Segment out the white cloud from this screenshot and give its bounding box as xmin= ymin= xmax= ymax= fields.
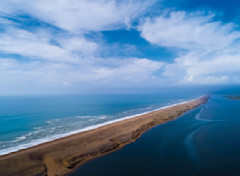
xmin=1 ymin=0 xmax=240 ymax=94
xmin=0 ymin=57 xmax=164 ymax=94
xmin=139 ymin=11 xmax=240 ymax=85
xmin=139 ymin=11 xmax=240 ymax=52
xmin=162 ymin=50 xmax=240 ymax=84
xmin=0 ymin=0 xmax=153 ymax=32
xmin=0 ymin=17 xmax=13 ymax=25
xmin=58 ymin=36 xmax=98 ymax=57
xmin=0 ymin=27 xmax=100 ymax=63
xmin=87 ymin=58 xmax=164 ymax=82
xmin=0 ymin=0 xmax=165 ymax=94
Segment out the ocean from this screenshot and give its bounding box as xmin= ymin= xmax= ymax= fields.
xmin=0 ymin=91 xmax=203 ymax=156
xmin=69 ymin=88 xmax=240 ymax=176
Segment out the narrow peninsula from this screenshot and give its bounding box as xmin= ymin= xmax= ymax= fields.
xmin=0 ymin=95 xmax=209 ymax=176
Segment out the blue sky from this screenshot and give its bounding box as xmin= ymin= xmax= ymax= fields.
xmin=0 ymin=0 xmax=240 ymax=95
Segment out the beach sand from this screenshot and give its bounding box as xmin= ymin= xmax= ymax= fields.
xmin=0 ymin=95 xmax=209 ymax=176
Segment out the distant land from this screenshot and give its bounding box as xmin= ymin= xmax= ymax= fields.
xmin=226 ymin=95 xmax=240 ymax=100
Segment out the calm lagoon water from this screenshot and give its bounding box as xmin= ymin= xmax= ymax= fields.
xmin=70 ymin=92 xmax=240 ymax=176
xmin=0 ymin=92 xmax=202 ymax=155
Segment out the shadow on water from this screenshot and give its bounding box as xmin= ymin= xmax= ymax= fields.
xmin=70 ymin=94 xmax=240 ymax=176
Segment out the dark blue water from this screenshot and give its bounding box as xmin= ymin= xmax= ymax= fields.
xmin=70 ymin=93 xmax=240 ymax=176
xmin=0 ymin=92 xmax=202 ymax=155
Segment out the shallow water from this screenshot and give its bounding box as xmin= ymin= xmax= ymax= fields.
xmin=70 ymin=94 xmax=240 ymax=176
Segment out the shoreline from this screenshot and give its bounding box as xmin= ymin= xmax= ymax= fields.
xmin=0 ymin=95 xmax=209 ymax=176
xmin=0 ymin=96 xmax=203 ymax=156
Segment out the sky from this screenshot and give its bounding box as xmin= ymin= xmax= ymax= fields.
xmin=0 ymin=0 xmax=240 ymax=95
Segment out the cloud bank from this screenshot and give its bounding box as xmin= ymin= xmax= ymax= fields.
xmin=0 ymin=0 xmax=152 ymax=32
xmin=0 ymin=0 xmax=240 ymax=94
xmin=139 ymin=11 xmax=240 ymax=84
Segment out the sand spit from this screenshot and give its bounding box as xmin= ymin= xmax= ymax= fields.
xmin=0 ymin=95 xmax=209 ymax=176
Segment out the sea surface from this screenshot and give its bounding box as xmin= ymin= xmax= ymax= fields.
xmin=0 ymin=91 xmax=203 ymax=156
xmin=70 ymin=88 xmax=240 ymax=176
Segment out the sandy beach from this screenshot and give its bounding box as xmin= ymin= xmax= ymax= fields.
xmin=0 ymin=95 xmax=209 ymax=176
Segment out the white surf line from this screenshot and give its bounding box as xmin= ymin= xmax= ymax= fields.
xmin=0 ymin=95 xmax=206 ymax=156
xmin=195 ymin=104 xmax=227 ymax=123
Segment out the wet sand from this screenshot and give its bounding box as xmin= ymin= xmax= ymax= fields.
xmin=0 ymin=96 xmax=209 ymax=176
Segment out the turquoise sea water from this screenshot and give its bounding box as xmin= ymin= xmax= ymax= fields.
xmin=70 ymin=89 xmax=240 ymax=176
xmin=0 ymin=92 xmax=203 ymax=156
